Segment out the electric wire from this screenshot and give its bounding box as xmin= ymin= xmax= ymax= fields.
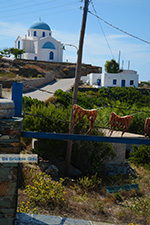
xmin=4 ymin=8 xmax=78 ymax=23
xmin=0 ymin=0 xmax=60 ymax=14
xmin=0 ymin=1 xmax=78 ymax=19
xmin=90 ymin=0 xmax=115 ymax=59
xmin=88 ymin=10 xmax=150 ymax=45
xmin=0 ymin=0 xmax=58 ymax=10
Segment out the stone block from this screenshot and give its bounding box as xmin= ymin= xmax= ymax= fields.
xmin=1 ymin=163 xmax=18 ymax=168
xmin=0 ymin=208 xmax=15 ymax=216
xmin=0 ymin=143 xmax=21 ymax=153
xmin=0 ymin=217 xmax=14 ymax=225
xmin=9 ymin=182 xmax=17 ymax=196
xmin=0 ymin=181 xmax=9 ymax=196
xmin=0 ymin=196 xmax=16 ymax=208
xmin=0 ymin=168 xmax=12 ymax=181
xmin=0 ymin=180 xmax=17 ymax=197
xmin=0 ymin=99 xmax=14 ymax=119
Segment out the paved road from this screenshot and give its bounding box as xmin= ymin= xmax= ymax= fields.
xmin=23 ymin=78 xmax=75 ymax=101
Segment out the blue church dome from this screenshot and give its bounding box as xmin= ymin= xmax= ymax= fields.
xmin=29 ymin=21 xmax=51 ymax=31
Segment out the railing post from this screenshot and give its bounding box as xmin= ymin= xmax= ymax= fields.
xmin=12 ymin=82 xmax=23 ymax=117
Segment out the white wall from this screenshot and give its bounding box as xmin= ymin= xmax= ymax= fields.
xmin=89 ymin=73 xmax=101 ymax=85
xmin=15 ymin=28 xmax=63 ymax=62
xmin=86 ymin=70 xmax=139 ymax=88
xmin=103 ymin=72 xmax=139 ymax=88
xmin=22 ymin=53 xmax=37 ymax=60
xmin=81 ymin=74 xmax=90 ymax=83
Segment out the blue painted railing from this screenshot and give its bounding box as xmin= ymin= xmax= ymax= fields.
xmin=22 ymin=131 xmax=150 ymax=145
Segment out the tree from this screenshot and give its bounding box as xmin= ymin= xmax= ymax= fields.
xmin=9 ymin=48 xmax=25 ymax=59
xmin=0 ymin=48 xmax=11 ymax=57
xmin=104 ymin=59 xmax=120 ymax=73
xmin=0 ymin=47 xmax=25 ymax=59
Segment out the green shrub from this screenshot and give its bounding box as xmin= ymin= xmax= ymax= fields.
xmin=129 ymin=145 xmax=150 ymax=169
xmin=23 ymin=103 xmax=70 ymax=133
xmin=72 ymin=139 xmax=115 ymax=174
xmin=25 ymin=172 xmax=65 ymax=206
xmin=77 ymin=173 xmax=102 ymax=191
xmin=23 ymin=96 xmax=44 ymax=112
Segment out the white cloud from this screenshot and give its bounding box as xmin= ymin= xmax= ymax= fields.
xmin=0 ymin=21 xmax=26 ymax=38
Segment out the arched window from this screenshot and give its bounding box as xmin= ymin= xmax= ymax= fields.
xmin=34 ymin=31 xmax=36 ymax=36
xmin=42 ymin=42 xmax=55 ymax=49
xmin=49 ymin=52 xmax=54 ymax=60
xmin=18 ymin=41 xmax=20 ymax=49
xmin=42 ymin=32 xmax=45 ymax=37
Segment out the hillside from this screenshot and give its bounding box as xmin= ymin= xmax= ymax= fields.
xmin=0 ymin=58 xmax=102 ymax=88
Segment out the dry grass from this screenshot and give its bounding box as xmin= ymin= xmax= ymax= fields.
xmin=17 ymin=162 xmax=150 ymax=225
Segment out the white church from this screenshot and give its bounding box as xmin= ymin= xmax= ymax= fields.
xmin=15 ymin=20 xmax=63 ymax=62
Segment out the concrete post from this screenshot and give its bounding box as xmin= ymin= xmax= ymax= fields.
xmin=0 ymin=99 xmax=23 ymax=225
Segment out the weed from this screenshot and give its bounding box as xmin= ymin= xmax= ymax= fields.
xmin=128 ymin=223 xmax=139 ymax=225
xmin=114 ymin=193 xmax=122 ymax=202
xmin=17 ymin=201 xmax=30 ymax=213
xmin=17 ymin=201 xmax=38 ymax=214
xmin=0 ymin=72 xmax=16 ymax=78
xmin=127 ymin=196 xmax=150 ymax=217
xmin=71 ymin=192 xmax=88 ymax=202
xmin=37 ymin=74 xmax=43 ymax=78
xmin=77 ymin=173 xmax=101 ymax=192
xmin=94 ymin=200 xmax=104 ymax=213
xmin=24 ymin=172 xmax=66 ymax=206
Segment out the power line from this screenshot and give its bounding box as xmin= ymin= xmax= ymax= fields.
xmin=88 ymin=10 xmax=150 ymax=45
xmin=0 ymin=0 xmax=35 ymax=10
xmin=0 ymin=0 xmax=56 ymax=10
xmin=3 ymin=8 xmax=78 ymax=23
xmin=0 ymin=0 xmax=59 ymax=14
xmin=90 ymin=0 xmax=115 ymax=59
xmin=0 ymin=1 xmax=78 ymax=19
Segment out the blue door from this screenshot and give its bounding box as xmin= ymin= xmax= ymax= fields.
xmin=97 ymin=79 xmax=101 ymax=86
xmin=121 ymin=80 xmax=125 ymax=87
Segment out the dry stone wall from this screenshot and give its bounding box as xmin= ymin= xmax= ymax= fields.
xmin=0 ymin=99 xmax=23 ymax=225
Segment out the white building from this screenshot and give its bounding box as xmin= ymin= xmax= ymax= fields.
xmin=15 ymin=20 xmax=63 ymax=62
xmin=81 ymin=70 xmax=139 ymax=88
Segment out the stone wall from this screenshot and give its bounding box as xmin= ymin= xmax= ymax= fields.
xmin=0 ymin=71 xmax=55 ymax=93
xmin=0 ymin=117 xmax=23 ymax=225
xmin=22 ymin=71 xmax=55 ymax=92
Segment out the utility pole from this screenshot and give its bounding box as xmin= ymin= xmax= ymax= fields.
xmin=128 ymin=60 xmax=130 ymax=70
xmin=65 ymin=0 xmax=90 ymax=176
xmin=118 ymin=50 xmax=121 ymax=69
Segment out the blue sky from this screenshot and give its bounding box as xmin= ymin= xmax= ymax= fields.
xmin=0 ymin=0 xmax=150 ymax=81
